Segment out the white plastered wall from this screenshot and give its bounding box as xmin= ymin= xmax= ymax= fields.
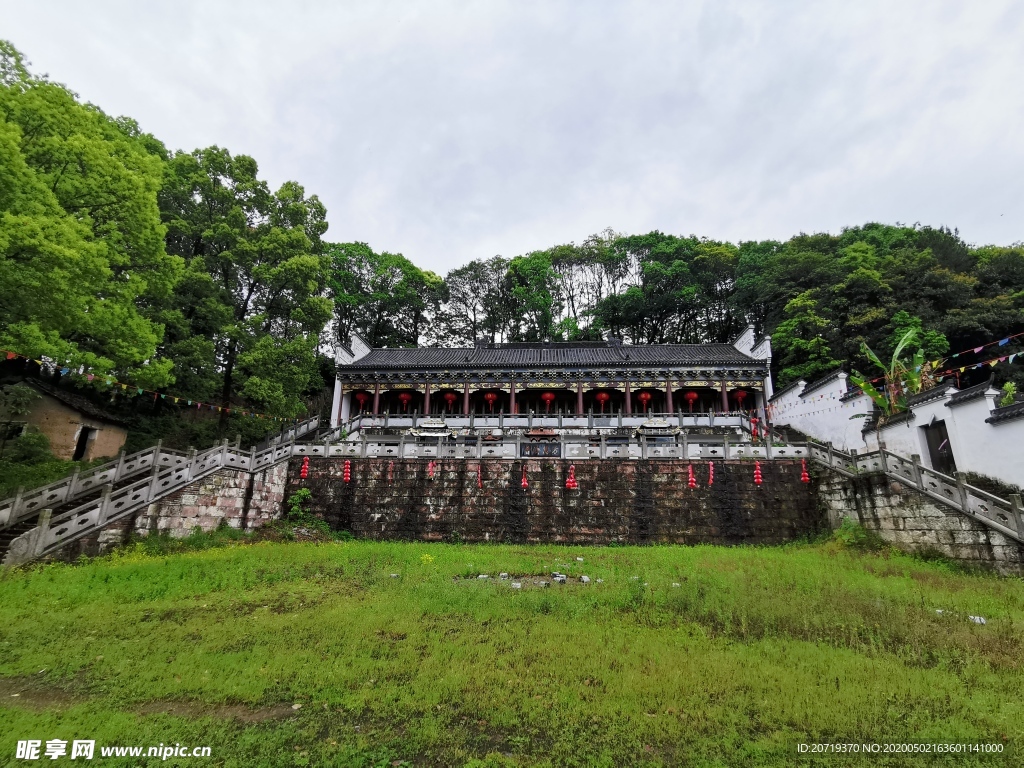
xmin=768 ymin=373 xmax=873 ymax=452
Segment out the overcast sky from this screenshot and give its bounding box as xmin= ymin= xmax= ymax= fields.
xmin=3 ymin=1 xmax=1023 ymax=272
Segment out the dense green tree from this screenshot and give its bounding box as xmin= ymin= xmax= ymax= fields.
xmin=0 ymin=41 xmax=180 ymax=387
xmin=159 ymin=147 xmax=331 ymax=420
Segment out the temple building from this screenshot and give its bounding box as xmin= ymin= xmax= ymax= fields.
xmin=330 ymin=326 xmax=772 ymax=427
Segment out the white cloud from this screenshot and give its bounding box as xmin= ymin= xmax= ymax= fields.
xmin=3 ymin=0 xmax=1022 ymax=271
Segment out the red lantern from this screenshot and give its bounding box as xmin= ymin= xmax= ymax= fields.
xmin=684 ymin=391 xmax=699 ymax=413
xmin=565 ymin=464 xmax=577 ymax=490
xmin=343 ymin=459 xmax=351 ymax=483
xmin=521 ymin=465 xmax=529 ymax=489
xmin=398 ymin=392 xmax=412 ymax=412
xmin=637 ymin=391 xmax=652 ymax=413
xmin=354 ymin=392 xmax=369 ymax=412
xmin=300 ymin=455 xmax=309 ymax=479
xmin=734 ymin=390 xmax=748 ymax=411
xmin=484 ymin=391 xmax=498 ymax=412
xmin=594 ymin=391 xmax=610 ymax=413
xmin=387 ymin=460 xmax=394 ymax=482
xmin=750 ymin=417 xmax=759 ymax=441
xmin=444 ymin=392 xmax=457 ymax=412
xmin=753 ymin=460 xmax=762 ymax=486
xmin=708 ymin=461 xmax=714 ymax=486
xmin=801 ymin=459 xmax=810 ymax=484
xmin=428 ymin=460 xmax=436 ymax=480
xmin=541 ymin=391 xmax=556 ymax=413
xmin=687 ymin=464 xmax=697 ymax=489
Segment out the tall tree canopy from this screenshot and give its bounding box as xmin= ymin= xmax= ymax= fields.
xmin=158 ymin=147 xmax=332 ymax=419
xmin=0 ymin=41 xmax=180 ymax=387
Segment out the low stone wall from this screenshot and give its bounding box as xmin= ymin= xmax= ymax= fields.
xmin=133 ymin=463 xmax=289 ymax=537
xmin=818 ymin=473 xmax=1024 ymax=575
xmin=51 ymin=463 xmax=289 ymax=559
xmin=290 ymin=458 xmax=826 ymax=545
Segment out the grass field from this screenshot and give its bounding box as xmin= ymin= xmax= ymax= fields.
xmin=0 ymin=532 xmax=1021 ymax=767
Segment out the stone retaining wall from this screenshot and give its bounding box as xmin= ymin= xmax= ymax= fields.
xmin=291 ymin=458 xmax=826 ymax=545
xmin=818 ymin=473 xmax=1024 ymax=575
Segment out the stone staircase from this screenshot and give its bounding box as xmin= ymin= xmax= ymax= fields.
xmin=2 ymin=420 xmax=1020 ymax=566
xmin=0 ymin=415 xmax=323 ymax=566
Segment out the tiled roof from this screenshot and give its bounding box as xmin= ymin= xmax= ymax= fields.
xmin=28 ymin=380 xmax=129 ymax=425
xmin=986 ymin=401 xmax=1024 ymax=425
xmin=946 ymin=379 xmax=997 ymax=408
xmin=344 ymin=342 xmax=763 ymax=371
xmin=799 ymin=369 xmax=846 ymax=399
xmin=905 ymin=385 xmax=954 ymax=408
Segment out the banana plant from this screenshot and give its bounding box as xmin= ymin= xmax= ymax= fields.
xmin=849 ymin=329 xmax=926 ymax=416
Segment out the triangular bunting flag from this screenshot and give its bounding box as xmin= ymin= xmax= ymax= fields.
xmin=999 ymin=338 xmax=1009 ymax=346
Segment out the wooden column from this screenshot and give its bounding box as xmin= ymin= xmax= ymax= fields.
xmin=424 ymin=383 xmax=431 ymax=415
xmin=510 ymin=383 xmax=516 ymax=415
xmin=625 ymin=381 xmax=632 ymax=415
xmin=720 ymin=380 xmax=729 ymax=412
xmin=372 ymin=382 xmax=381 ymax=415
xmin=665 ymin=381 xmax=674 ymax=414
xmin=463 ymin=383 xmax=470 ymax=415
xmin=576 ymin=382 xmax=584 ymax=415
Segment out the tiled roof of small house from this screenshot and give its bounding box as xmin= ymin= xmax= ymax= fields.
xmin=946 ymin=379 xmax=997 ymax=408
xmin=27 ymin=380 xmax=130 ymax=426
xmin=985 ymin=401 xmax=1024 ymax=425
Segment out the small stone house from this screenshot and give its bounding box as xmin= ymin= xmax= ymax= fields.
xmin=12 ymin=381 xmax=129 ymax=462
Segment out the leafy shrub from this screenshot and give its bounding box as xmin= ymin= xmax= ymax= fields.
xmin=833 ymin=517 xmax=886 ymax=551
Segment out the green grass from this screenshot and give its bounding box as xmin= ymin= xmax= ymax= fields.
xmin=0 ymin=535 xmax=1021 ymax=767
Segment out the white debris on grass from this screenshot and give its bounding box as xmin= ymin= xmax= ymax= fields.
xmin=580 ymin=576 xmax=591 ymax=584
xmin=969 ymin=615 xmax=986 ymax=625
xmin=511 ymin=582 xmax=522 ymax=589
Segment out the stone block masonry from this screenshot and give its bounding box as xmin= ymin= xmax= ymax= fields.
xmin=818 ymin=473 xmax=1024 ymax=575
xmin=290 ymin=458 xmax=826 ymax=546
xmin=134 ymin=463 xmax=289 ymax=536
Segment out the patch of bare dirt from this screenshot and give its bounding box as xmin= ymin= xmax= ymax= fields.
xmin=1 ymin=676 xmax=297 ymax=722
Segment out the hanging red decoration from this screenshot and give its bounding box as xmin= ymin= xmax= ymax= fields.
xmin=398 ymin=392 xmax=412 ymax=412
xmin=595 ymin=390 xmax=610 ymax=413
xmin=800 ymin=459 xmax=810 ymax=484
xmin=354 ymin=392 xmax=369 ymax=412
xmin=750 ymin=417 xmax=759 ymax=441
xmin=300 ymin=455 xmax=310 ymax=479
xmin=521 ymin=465 xmax=529 ymax=489
xmin=684 ymin=391 xmax=699 ymax=412
xmin=565 ymin=464 xmax=577 ymax=490
xmin=428 ymin=460 xmax=436 ymax=480
xmin=687 ymin=463 xmax=697 ymax=489
xmin=444 ymin=391 xmax=458 ymax=411
xmin=734 ymin=390 xmax=748 ymax=410
xmin=387 ymin=460 xmax=394 ymax=482
xmin=477 ymin=465 xmax=483 ymax=489
xmin=637 ymin=391 xmax=652 ymax=413
xmin=484 ymin=391 xmax=498 ymax=412
xmin=343 ymin=459 xmax=351 ymax=483
xmin=753 ymin=460 xmax=763 ymax=486
xmin=708 ymin=461 xmax=714 ymax=486
xmin=541 ymin=391 xmax=556 ymax=413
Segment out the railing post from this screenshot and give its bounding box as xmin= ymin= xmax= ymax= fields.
xmin=765 ymin=437 xmax=773 ymax=460
xmin=954 ymin=473 xmax=971 ymax=514
xmin=827 ymin=442 xmax=834 ymax=469
xmin=96 ymin=484 xmax=113 ymax=527
xmin=1010 ymin=495 xmax=1024 ymax=537
xmin=600 ymin=434 xmax=607 ymax=459
xmin=588 ymin=408 xmax=593 ymax=429
xmin=910 ymin=454 xmax=923 ymax=489
xmin=34 ymin=509 xmax=53 ymax=557
xmin=67 ymin=470 xmax=81 ymax=499
xmin=148 ymin=461 xmax=161 ymax=499
xmin=641 ymin=435 xmax=647 ymax=460
xmin=114 ymin=450 xmax=126 ymax=481
xmin=186 ymin=447 xmax=197 ymax=481
xmin=399 ymin=433 xmax=406 ymax=459
xmin=220 ymin=438 xmax=229 ymax=465
xmin=12 ymin=486 xmax=25 ymax=523
xmin=681 ymin=432 xmax=689 ymax=460
xmin=723 ymin=433 xmax=730 ymax=460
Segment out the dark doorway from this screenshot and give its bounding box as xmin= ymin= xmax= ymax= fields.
xmin=922 ymin=420 xmax=956 ymax=475
xmin=73 ymin=426 xmax=95 ymax=461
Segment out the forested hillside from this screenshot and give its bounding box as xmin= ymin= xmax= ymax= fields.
xmin=2 ymin=38 xmax=1022 ymax=459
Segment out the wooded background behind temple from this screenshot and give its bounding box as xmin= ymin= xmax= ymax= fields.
xmin=2 ymin=40 xmax=1022 ymax=451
